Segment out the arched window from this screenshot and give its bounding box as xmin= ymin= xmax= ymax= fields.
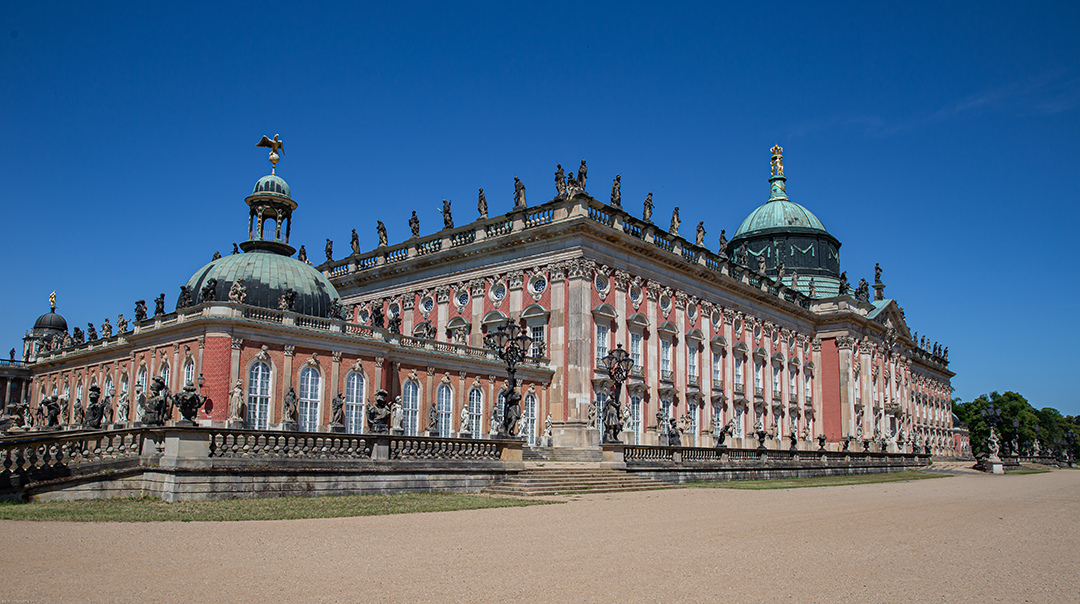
xmin=712 ymin=353 xmax=722 ymax=383
xmin=160 ymin=362 xmax=170 ymax=390
xmin=298 ymin=367 xmax=321 ymax=432
xmin=345 ymin=372 xmax=365 ymax=433
xmin=403 ymin=381 xmax=420 ymax=436
xmin=247 ymin=362 xmax=271 ymax=430
xmin=183 ymin=359 xmax=195 ymax=388
xmin=629 ymin=394 xmax=643 ymax=445
xmin=734 ymin=405 xmax=745 ymax=438
xmin=734 ymin=356 xmax=744 ymax=385
xmin=136 ymin=366 xmax=148 ymax=392
xmin=105 ymin=378 xmax=114 ymax=400
xmin=688 ymin=401 xmax=699 ymax=445
xmin=468 ymin=388 xmax=483 ymax=436
xmin=521 ymin=394 xmax=537 ymax=446
xmin=75 ymin=381 xmax=84 ymax=406
xmin=494 ymin=391 xmax=505 ymax=432
xmin=436 ymin=384 xmax=453 ymax=438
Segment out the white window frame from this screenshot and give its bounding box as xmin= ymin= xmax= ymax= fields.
xmin=183 ymin=360 xmax=195 ymax=389
xmin=630 ymin=332 xmax=643 ymax=370
xmin=661 ymin=339 xmax=672 ymax=374
xmin=345 ymin=372 xmax=365 ymax=433
xmin=521 ymin=394 xmax=537 ymax=446
xmin=734 ymin=356 xmax=743 ymax=384
xmin=712 ymin=353 xmax=722 ymax=383
xmin=629 ymin=394 xmax=642 ymax=445
xmin=247 ymin=361 xmax=271 ymax=430
xmin=688 ymin=345 xmax=698 ymax=381
xmin=530 ymin=325 xmax=546 ymax=358
xmin=468 ymin=387 xmax=483 ymax=435
xmin=403 ymin=381 xmax=420 ymax=436
xmin=596 ymin=324 xmax=609 ymax=362
xmin=437 ymin=384 xmax=453 ymax=438
xmin=298 ymin=367 xmax=321 ymax=432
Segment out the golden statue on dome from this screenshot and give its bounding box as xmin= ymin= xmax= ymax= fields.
xmin=770 ymin=145 xmax=784 ymax=176
xmin=49 ymin=291 xmax=56 ymax=311
xmin=256 ymin=134 xmax=284 ymax=173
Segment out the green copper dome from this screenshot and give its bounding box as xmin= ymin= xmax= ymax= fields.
xmin=732 ymin=197 xmax=829 ymax=238
xmin=184 ymin=249 xmax=340 ymax=318
xmin=253 ymin=174 xmax=291 ymax=198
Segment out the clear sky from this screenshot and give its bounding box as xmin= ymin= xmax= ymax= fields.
xmin=2 ymin=2 xmax=1078 ymax=414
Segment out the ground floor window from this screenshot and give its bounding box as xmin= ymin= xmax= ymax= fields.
xmin=247 ymin=362 xmax=271 ymax=430
xmin=403 ymin=381 xmax=420 ymax=436
xmin=345 ymin=372 xmax=364 ymax=433
xmin=298 ymin=367 xmax=321 ymax=432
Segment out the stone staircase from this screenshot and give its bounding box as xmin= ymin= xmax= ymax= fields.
xmin=483 ymin=465 xmax=675 ymax=496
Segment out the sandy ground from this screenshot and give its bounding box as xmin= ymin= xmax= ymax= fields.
xmin=2 ymin=466 xmax=1078 ymax=604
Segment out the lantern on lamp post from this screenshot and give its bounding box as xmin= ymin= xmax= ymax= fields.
xmin=600 ymin=343 xmax=635 ymax=444
xmin=484 ymin=319 xmax=534 ymax=438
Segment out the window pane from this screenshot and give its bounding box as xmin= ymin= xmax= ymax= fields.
xmin=345 ymin=372 xmax=365 ymax=433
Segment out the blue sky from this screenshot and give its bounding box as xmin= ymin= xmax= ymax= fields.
xmin=2 ymin=1 xmax=1078 ymax=414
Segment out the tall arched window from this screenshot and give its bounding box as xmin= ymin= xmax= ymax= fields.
xmin=494 ymin=391 xmax=506 ymax=433
xmin=734 ymin=404 xmax=745 ymax=438
xmin=136 ymin=366 xmax=148 ymax=392
xmin=298 ymin=367 xmax=321 ymax=432
xmin=105 ymin=377 xmax=114 ymax=400
xmin=595 ymin=389 xmax=609 ymax=435
xmin=403 ymin=381 xmax=420 ymax=436
xmin=629 ymin=394 xmax=643 ymax=445
xmin=688 ymin=401 xmax=699 ymax=446
xmin=75 ymin=381 xmax=84 ymax=405
xmin=247 ymin=362 xmax=271 ymax=429
xmin=734 ymin=356 xmax=744 ymax=386
xmin=522 ymin=394 xmax=537 ymax=446
xmin=344 ymin=372 xmax=365 ymax=433
xmin=160 ymin=362 xmax=171 ymax=390
xmin=436 ymin=384 xmax=453 ymax=438
xmin=183 ymin=359 xmax=195 ymax=388
xmin=467 ymin=388 xmax=483 ymax=436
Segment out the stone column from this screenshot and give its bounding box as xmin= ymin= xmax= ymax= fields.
xmin=330 ymin=351 xmax=341 ymax=427
xmin=554 ymin=259 xmax=592 ymax=448
xmin=282 ymin=346 xmax=295 ymax=423
xmin=171 ymin=343 xmax=181 ymax=393
xmin=548 ymin=268 xmax=566 ymax=422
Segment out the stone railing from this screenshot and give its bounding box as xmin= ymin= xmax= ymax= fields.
xmin=619 ymin=444 xmax=927 ymax=468
xmin=0 ymin=428 xmax=157 ymax=492
xmin=389 ymin=435 xmax=503 ymax=461
xmin=207 ymin=429 xmax=372 ymax=461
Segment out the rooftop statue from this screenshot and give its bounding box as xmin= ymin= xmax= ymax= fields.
xmin=554 ymin=164 xmax=566 ymax=197
xmin=351 ymin=229 xmax=360 ymax=255
xmin=717 ymin=229 xmax=727 ymax=253
xmin=670 ymin=207 xmax=680 ymax=236
xmin=770 ymin=144 xmax=784 ymax=177
xmin=513 ymin=177 xmax=527 ymax=209
xmin=387 ymin=314 xmax=401 ymax=334
xmin=176 ymin=285 xmax=193 ymax=310
xmin=100 ymin=318 xmax=112 ymax=338
xmin=297 ymin=245 xmax=307 ymax=262
xmin=855 ymin=278 xmax=870 ymax=302
xmin=232 ymin=243 xmax=239 ymax=254
xmin=212 ymin=251 xmax=221 ymax=261
xmin=325 ymin=238 xmax=333 ymax=262
xmin=328 ymin=298 xmax=345 ymax=321
xmin=201 ymin=278 xmax=218 ymax=302
xmin=838 ymin=271 xmax=849 ymax=295
xmin=154 ymin=293 xmax=165 ymax=316
xmin=442 ymin=199 xmax=453 ymax=230
xmin=228 ymin=279 xmax=247 ymax=304
xmin=377 ymin=220 xmax=388 ymax=246
xmin=738 ymin=243 xmax=749 ymax=267
xmin=610 ymin=174 xmax=621 ymax=208
xmin=477 ymin=188 xmax=488 ymax=218
xmin=577 ymin=160 xmax=588 ymax=189
xmin=256 ymin=134 xmax=284 ymax=172
xmin=757 ymin=254 xmax=766 ymax=274
xmin=409 ymin=211 xmax=420 ymax=237
xmin=875 ymin=262 xmax=883 ymax=283
xmin=369 ymin=305 xmax=385 ymax=328
xmin=73 ymin=326 xmax=84 ymax=344
xmin=642 ymin=193 xmax=653 ymax=222
xmin=278 ymin=288 xmax=297 ymax=311
xmin=695 ymin=221 xmax=705 ymax=246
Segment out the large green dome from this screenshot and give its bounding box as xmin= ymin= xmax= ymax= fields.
xmin=184 ymin=249 xmax=340 ymax=318
xmin=733 ymin=198 xmax=829 ymax=239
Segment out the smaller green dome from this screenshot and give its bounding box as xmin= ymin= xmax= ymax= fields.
xmin=253 ymin=174 xmax=291 ymax=198
xmin=733 ymin=198 xmax=828 ymax=239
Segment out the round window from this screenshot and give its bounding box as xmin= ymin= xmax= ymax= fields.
xmin=734 ymin=318 xmax=743 ymax=334
xmin=490 ymin=283 xmax=506 ymax=301
xmin=687 ymin=305 xmax=697 ymax=321
xmin=630 ymin=286 xmax=642 ymax=303
xmin=530 ymin=277 xmax=547 ymax=295
xmin=422 ymin=297 xmax=434 ymax=313
xmin=595 ymin=275 xmax=609 ymax=292
xmin=457 ymin=291 xmax=470 ymax=307
xmin=660 ymin=295 xmax=672 ymax=312
xmin=711 ymin=311 xmax=722 ymax=328
xmin=388 ymin=304 xmax=400 ymax=318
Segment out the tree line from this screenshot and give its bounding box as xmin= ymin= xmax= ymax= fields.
xmin=953 ymin=391 xmax=1078 ymax=459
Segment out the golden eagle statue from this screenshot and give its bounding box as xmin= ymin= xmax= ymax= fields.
xmin=256 ymin=134 xmax=284 ymax=171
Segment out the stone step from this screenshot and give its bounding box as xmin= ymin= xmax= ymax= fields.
xmin=482 ymin=468 xmax=674 ymax=496
xmin=484 ymin=484 xmax=675 ymax=496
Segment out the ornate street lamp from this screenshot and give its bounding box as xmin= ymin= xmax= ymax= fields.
xmin=980 ymin=403 xmax=1002 ymax=428
xmin=484 ymin=319 xmax=534 ymax=438
xmin=600 ymin=343 xmax=635 ymax=444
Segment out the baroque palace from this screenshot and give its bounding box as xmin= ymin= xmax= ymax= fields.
xmin=7 ymin=143 xmax=965 ymax=458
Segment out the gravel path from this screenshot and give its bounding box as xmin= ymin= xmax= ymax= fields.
xmin=3 ymin=469 xmax=1078 ymax=603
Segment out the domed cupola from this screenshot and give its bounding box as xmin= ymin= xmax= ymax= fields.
xmin=183 ymin=135 xmax=342 ymax=318
xmin=727 ymin=146 xmax=843 ymax=297
xmin=32 ymin=293 xmax=68 ymax=335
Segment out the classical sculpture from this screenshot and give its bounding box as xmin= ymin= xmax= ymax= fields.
xmin=757 ymin=254 xmax=766 ymax=274
xmin=477 ymin=188 xmax=488 ymax=218
xmin=387 ymin=315 xmax=401 ymax=334
xmin=489 ymin=407 xmax=500 ymax=436
xmin=390 ymin=394 xmax=403 ymax=432
xmin=141 ymin=376 xmax=171 ymax=426
xmin=228 ymin=279 xmax=247 ymax=304
xmin=278 ymin=288 xmax=297 ymax=312
xmin=212 ymin=251 xmax=221 ymax=261
xmin=875 ymin=262 xmax=882 ymax=283
xmin=715 ymin=419 xmax=735 ymax=447
xmin=987 ymin=427 xmax=1001 ymax=458
xmin=855 ymin=278 xmax=870 ymax=302
xmin=256 ymin=133 xmax=284 ymax=159
xmin=427 ymin=401 xmax=439 ymax=434
xmin=670 ymin=206 xmax=680 ymax=236
xmin=154 ymin=294 xmax=165 ymax=316
xmin=232 ymin=243 xmax=240 ymax=254
xmin=228 ymin=379 xmax=244 ymax=421
xmin=172 ymin=384 xmax=204 ymax=426
xmin=603 ymin=398 xmax=622 ymax=444
xmin=577 ymin=160 xmax=587 ymax=189
xmin=83 ymin=386 xmax=107 ymax=429
xmin=717 ymin=229 xmax=728 ymax=252
xmin=695 ymin=221 xmax=705 ymax=246
xmin=325 ymin=238 xmax=333 ymax=262
xmin=442 ymin=199 xmax=453 ymax=230
xmin=808 ymin=277 xmax=816 ymax=297
xmin=838 ymin=271 xmax=849 ymax=295
xmin=377 ymin=220 xmax=388 ymax=246
xmin=610 ymin=175 xmax=621 ymax=207
xmin=667 ymin=417 xmax=682 ymax=446
xmin=328 ymin=299 xmax=345 ymax=321
xmin=365 ymin=389 xmax=391 ymax=434
xmin=42 ymin=396 xmax=63 ymax=428
xmin=501 ymin=385 xmax=521 ymax=437
xmin=201 ymin=278 xmax=218 ymax=303
xmin=643 ymin=193 xmax=654 ymax=222
xmin=459 ymin=403 xmax=470 ymax=434
xmin=282 ymin=388 xmax=299 ymax=424
xmin=298 ymin=245 xmax=308 ymax=262
xmin=73 ymin=327 xmax=84 ymax=344
xmin=351 ymin=229 xmax=360 ymax=255
xmin=369 ymin=306 xmax=385 ymax=328
xmin=513 ymin=177 xmax=526 ymax=209
xmin=586 ymin=401 xmax=598 ymax=429
xmin=738 ymin=243 xmax=749 ymax=267
xmin=331 ymin=392 xmax=345 ymax=426
xmin=176 ymin=286 xmax=193 ymax=310
xmin=86 ymin=323 xmax=98 ymax=341
xmin=543 ymin=413 xmax=552 ymax=441
xmin=408 ymin=211 xmax=420 ymax=237
xmin=620 ymin=403 xmax=631 ymax=432
xmin=554 ymin=164 xmax=566 ymax=196
xmin=789 ymin=270 xmax=798 ymax=291
xmin=100 ymin=318 xmax=112 ymax=338
xmin=116 ymin=391 xmax=129 ymax=423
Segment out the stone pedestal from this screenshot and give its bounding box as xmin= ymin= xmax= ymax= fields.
xmin=986 ymin=455 xmax=1004 ymax=474
xmin=280 ymin=420 xmax=298 ymax=432
xmin=328 ymin=423 xmax=345 ymax=433
xmin=600 ymin=444 xmax=626 ymax=470
xmin=226 ymin=419 xmax=245 ymax=430
xmin=160 ymin=429 xmax=211 ymax=468
xmin=391 ymin=428 xmax=404 ymax=435
xmin=551 ymin=420 xmax=590 ymax=448
xmin=108 ymin=423 xmax=127 ymax=430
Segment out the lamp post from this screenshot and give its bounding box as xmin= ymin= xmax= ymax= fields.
xmin=484 ymin=319 xmax=533 ymax=438
xmin=600 ymin=344 xmax=634 ymax=444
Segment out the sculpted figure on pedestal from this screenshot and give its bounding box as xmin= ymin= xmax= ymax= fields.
xmin=514 ymin=177 xmax=527 ymax=208
xmin=642 ymin=193 xmax=653 ymax=222
xmin=554 ymin=165 xmax=566 ymax=197
xmin=610 ymin=175 xmax=621 ymax=208
xmin=409 ymin=211 xmax=420 ymax=237
xmin=477 ymin=188 xmax=488 ymax=218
